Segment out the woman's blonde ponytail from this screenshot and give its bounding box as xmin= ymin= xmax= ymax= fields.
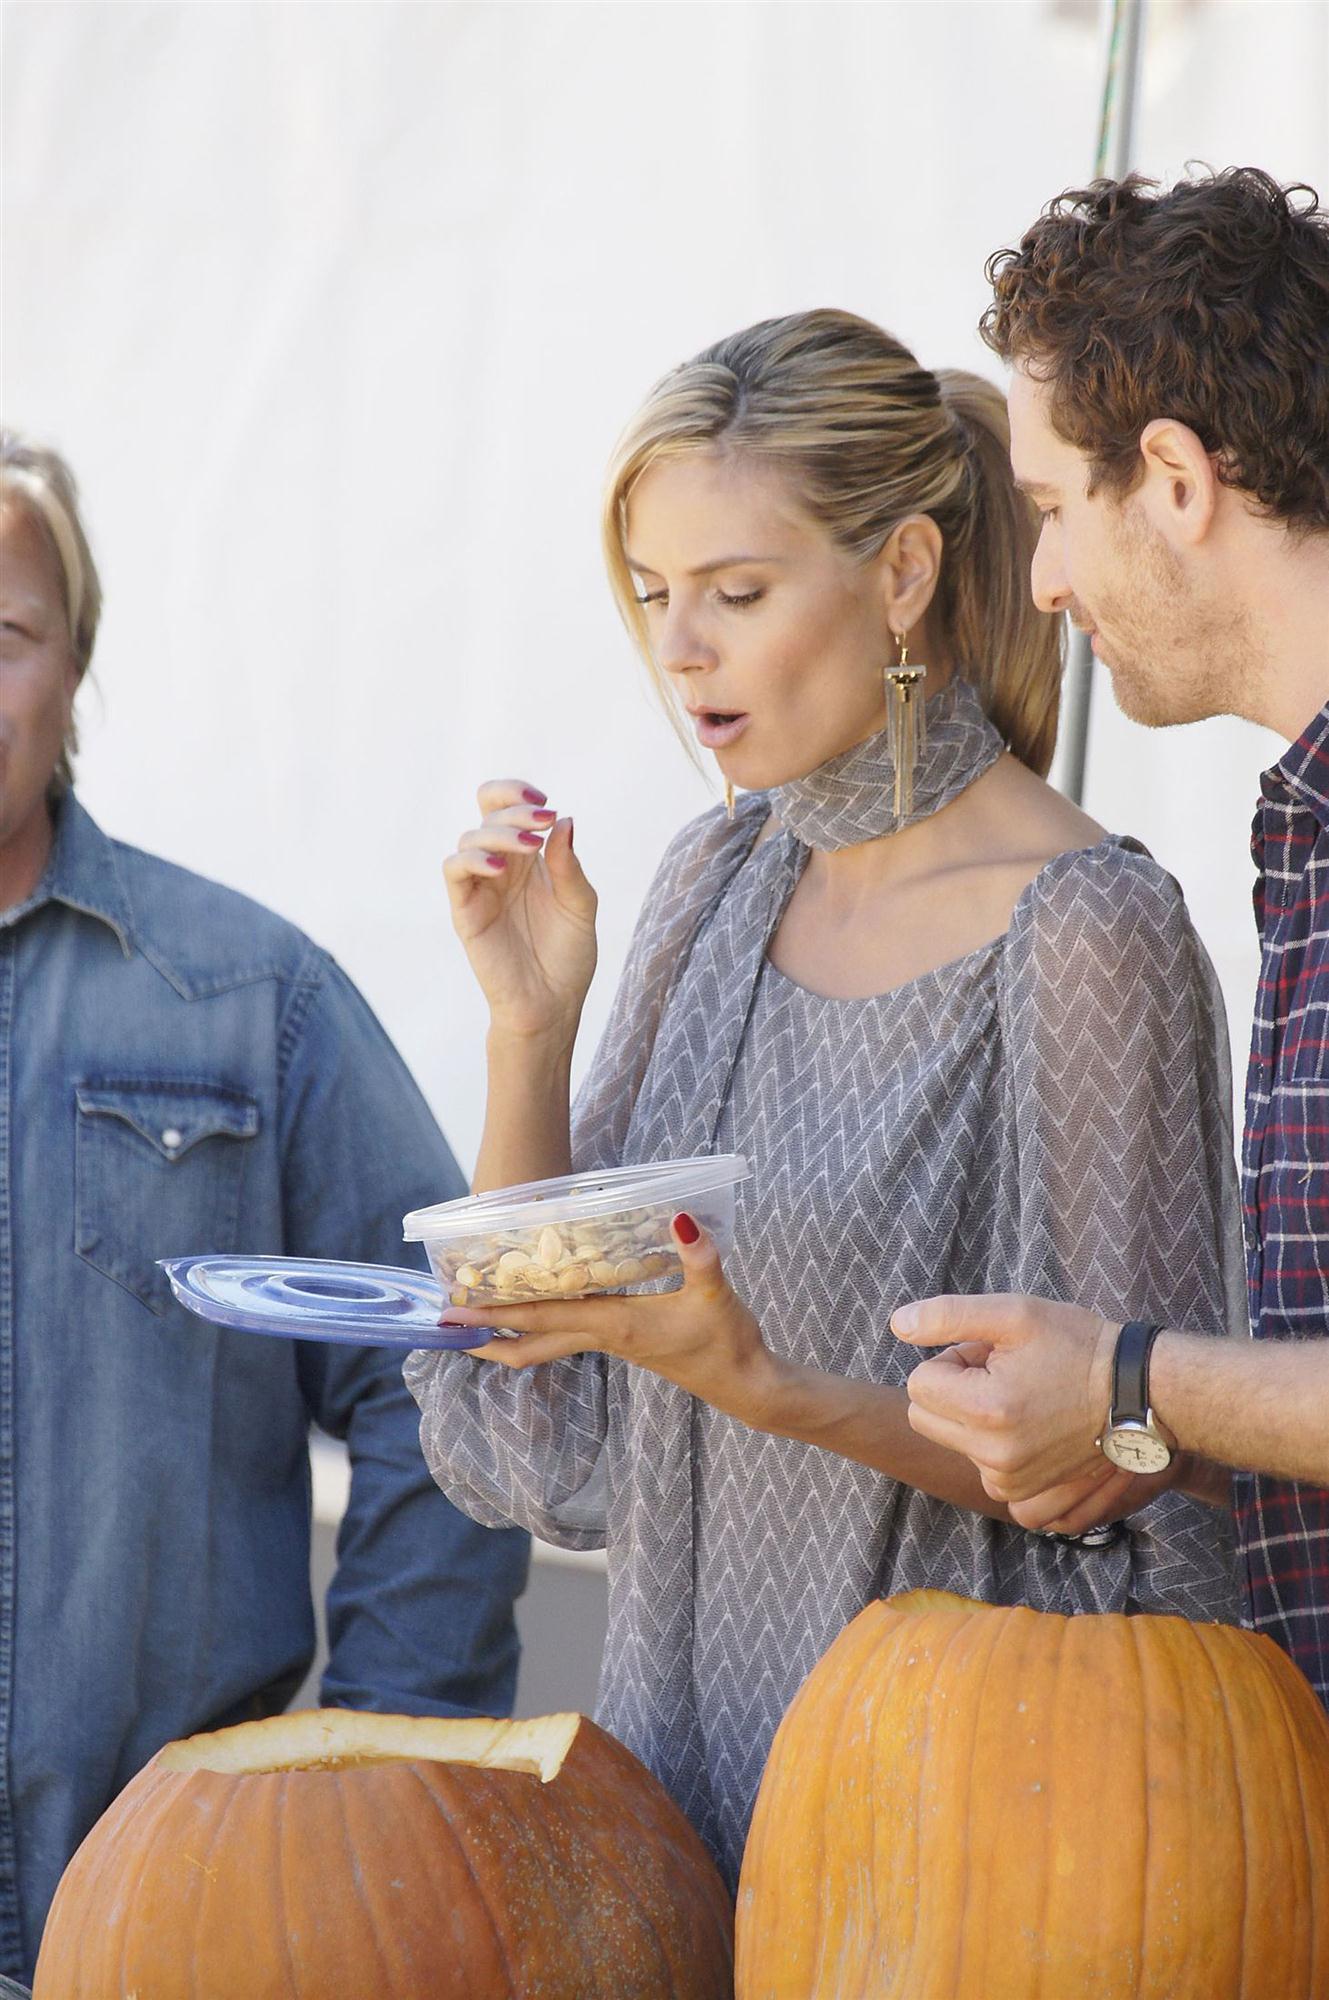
xmin=935 ymin=371 xmax=1063 ymax=775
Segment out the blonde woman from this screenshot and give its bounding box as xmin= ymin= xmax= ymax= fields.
xmin=407 ymin=311 xmax=1242 ymax=1886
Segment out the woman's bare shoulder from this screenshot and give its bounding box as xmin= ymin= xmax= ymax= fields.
xmin=927 ymin=755 xmax=1112 ymax=931
xmin=980 ymin=752 xmax=1108 ymax=859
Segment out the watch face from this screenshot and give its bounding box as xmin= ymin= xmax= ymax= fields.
xmin=1101 ymin=1423 xmax=1172 ymax=1474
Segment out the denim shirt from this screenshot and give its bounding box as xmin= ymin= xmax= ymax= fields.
xmin=0 ymin=796 xmax=529 ymax=1979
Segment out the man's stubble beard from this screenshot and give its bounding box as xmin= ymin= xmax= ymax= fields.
xmin=1088 ymin=506 xmax=1250 ymax=730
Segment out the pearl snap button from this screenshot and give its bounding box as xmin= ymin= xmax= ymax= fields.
xmin=161 ymin=1127 xmax=184 ymax=1152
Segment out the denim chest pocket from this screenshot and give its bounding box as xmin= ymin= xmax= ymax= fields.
xmin=75 ymin=1078 xmax=261 ymax=1315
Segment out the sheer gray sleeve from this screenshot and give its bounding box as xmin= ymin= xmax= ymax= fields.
xmin=1003 ymin=842 xmax=1246 ymax=1339
xmin=1002 ymin=843 xmax=1246 ymax=1613
xmin=404 ymin=1346 xmax=611 ymax=1549
xmin=405 ymin=804 xmax=754 ymax=1548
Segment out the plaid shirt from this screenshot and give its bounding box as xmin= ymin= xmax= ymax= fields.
xmin=1233 ymin=699 xmax=1329 ymax=1708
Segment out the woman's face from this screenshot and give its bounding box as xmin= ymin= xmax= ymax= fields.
xmin=624 ymin=451 xmax=908 ymax=792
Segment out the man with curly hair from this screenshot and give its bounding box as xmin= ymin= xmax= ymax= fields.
xmin=895 ymin=167 xmax=1329 ymax=1710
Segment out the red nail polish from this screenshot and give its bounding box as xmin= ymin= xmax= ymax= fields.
xmin=567 ymin=819 xmax=575 ymax=851
xmin=531 ymin=808 xmax=556 ymax=824
xmin=486 ymin=853 xmax=508 ymax=869
xmin=522 ymin=787 xmax=548 ymax=805
xmin=673 ymin=1211 xmax=700 ymax=1245
xmin=518 ymin=830 xmax=542 ymax=846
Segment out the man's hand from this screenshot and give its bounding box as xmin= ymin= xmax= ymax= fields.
xmin=891 ymin=1294 xmax=1122 ymax=1503
xmin=1007 ymin=1464 xmax=1180 ymax=1534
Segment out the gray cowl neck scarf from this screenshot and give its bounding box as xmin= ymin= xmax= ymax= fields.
xmin=770 ymin=675 xmax=1004 ymax=851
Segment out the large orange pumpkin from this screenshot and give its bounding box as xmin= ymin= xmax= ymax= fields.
xmin=35 ymin=1709 xmax=733 ymax=1998
xmin=737 ymin=1589 xmax=1329 ymax=2000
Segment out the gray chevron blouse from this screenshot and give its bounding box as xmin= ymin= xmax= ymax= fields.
xmin=407 ymin=787 xmax=1245 ymax=1889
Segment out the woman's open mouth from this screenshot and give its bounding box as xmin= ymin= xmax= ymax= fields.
xmin=689 ymin=709 xmax=750 ymax=749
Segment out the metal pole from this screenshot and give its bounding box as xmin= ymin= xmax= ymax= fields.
xmin=1058 ymin=0 xmax=1148 ymax=805
xmin=1112 ymin=0 xmax=1147 ymax=181
xmin=1060 ymin=634 xmax=1096 ymax=806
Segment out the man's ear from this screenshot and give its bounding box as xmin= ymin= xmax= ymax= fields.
xmin=1137 ymin=418 xmax=1221 ymax=546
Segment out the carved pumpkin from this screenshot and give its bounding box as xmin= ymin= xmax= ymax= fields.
xmin=737 ymin=1589 xmax=1329 ymax=1999
xmin=35 ymin=1709 xmax=733 ymax=1998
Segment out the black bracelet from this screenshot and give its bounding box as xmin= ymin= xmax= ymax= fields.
xmin=1042 ymin=1523 xmax=1124 ymax=1549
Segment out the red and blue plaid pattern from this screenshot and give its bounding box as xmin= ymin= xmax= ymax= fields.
xmin=1233 ymin=701 xmax=1329 ymax=1709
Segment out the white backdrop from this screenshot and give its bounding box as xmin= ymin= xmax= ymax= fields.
xmin=5 ymin=0 xmax=1327 ymax=1174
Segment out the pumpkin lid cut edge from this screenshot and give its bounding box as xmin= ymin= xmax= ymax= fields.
xmin=158 ymin=1708 xmax=585 ymax=1783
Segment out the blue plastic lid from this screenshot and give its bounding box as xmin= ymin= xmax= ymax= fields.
xmin=159 ymin=1254 xmax=492 ymax=1349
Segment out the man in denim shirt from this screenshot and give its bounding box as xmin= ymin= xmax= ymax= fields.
xmin=0 ymin=432 xmax=530 ymax=1984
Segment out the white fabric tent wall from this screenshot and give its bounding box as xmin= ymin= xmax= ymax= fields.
xmin=5 ymin=0 xmax=1327 ymax=1173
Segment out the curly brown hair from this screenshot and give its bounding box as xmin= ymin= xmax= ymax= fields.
xmin=980 ymin=168 xmax=1329 ymax=534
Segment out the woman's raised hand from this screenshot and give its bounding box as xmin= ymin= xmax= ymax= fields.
xmin=443 ymin=780 xmax=598 ymax=1041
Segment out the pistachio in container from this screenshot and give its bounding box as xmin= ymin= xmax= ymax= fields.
xmin=403 ymin=1154 xmax=749 ymax=1313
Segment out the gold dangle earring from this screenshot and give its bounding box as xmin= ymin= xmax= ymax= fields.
xmin=724 ymin=777 xmax=736 ymax=821
xmin=885 ymin=629 xmax=927 ymax=821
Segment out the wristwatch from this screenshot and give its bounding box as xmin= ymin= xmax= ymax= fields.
xmin=1097 ymin=1321 xmax=1174 ymax=1473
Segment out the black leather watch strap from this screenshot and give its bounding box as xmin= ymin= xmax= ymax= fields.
xmin=1111 ymin=1321 xmax=1165 ymax=1427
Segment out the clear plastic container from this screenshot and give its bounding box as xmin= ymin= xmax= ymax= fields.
xmin=403 ymin=1154 xmax=750 ymax=1309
